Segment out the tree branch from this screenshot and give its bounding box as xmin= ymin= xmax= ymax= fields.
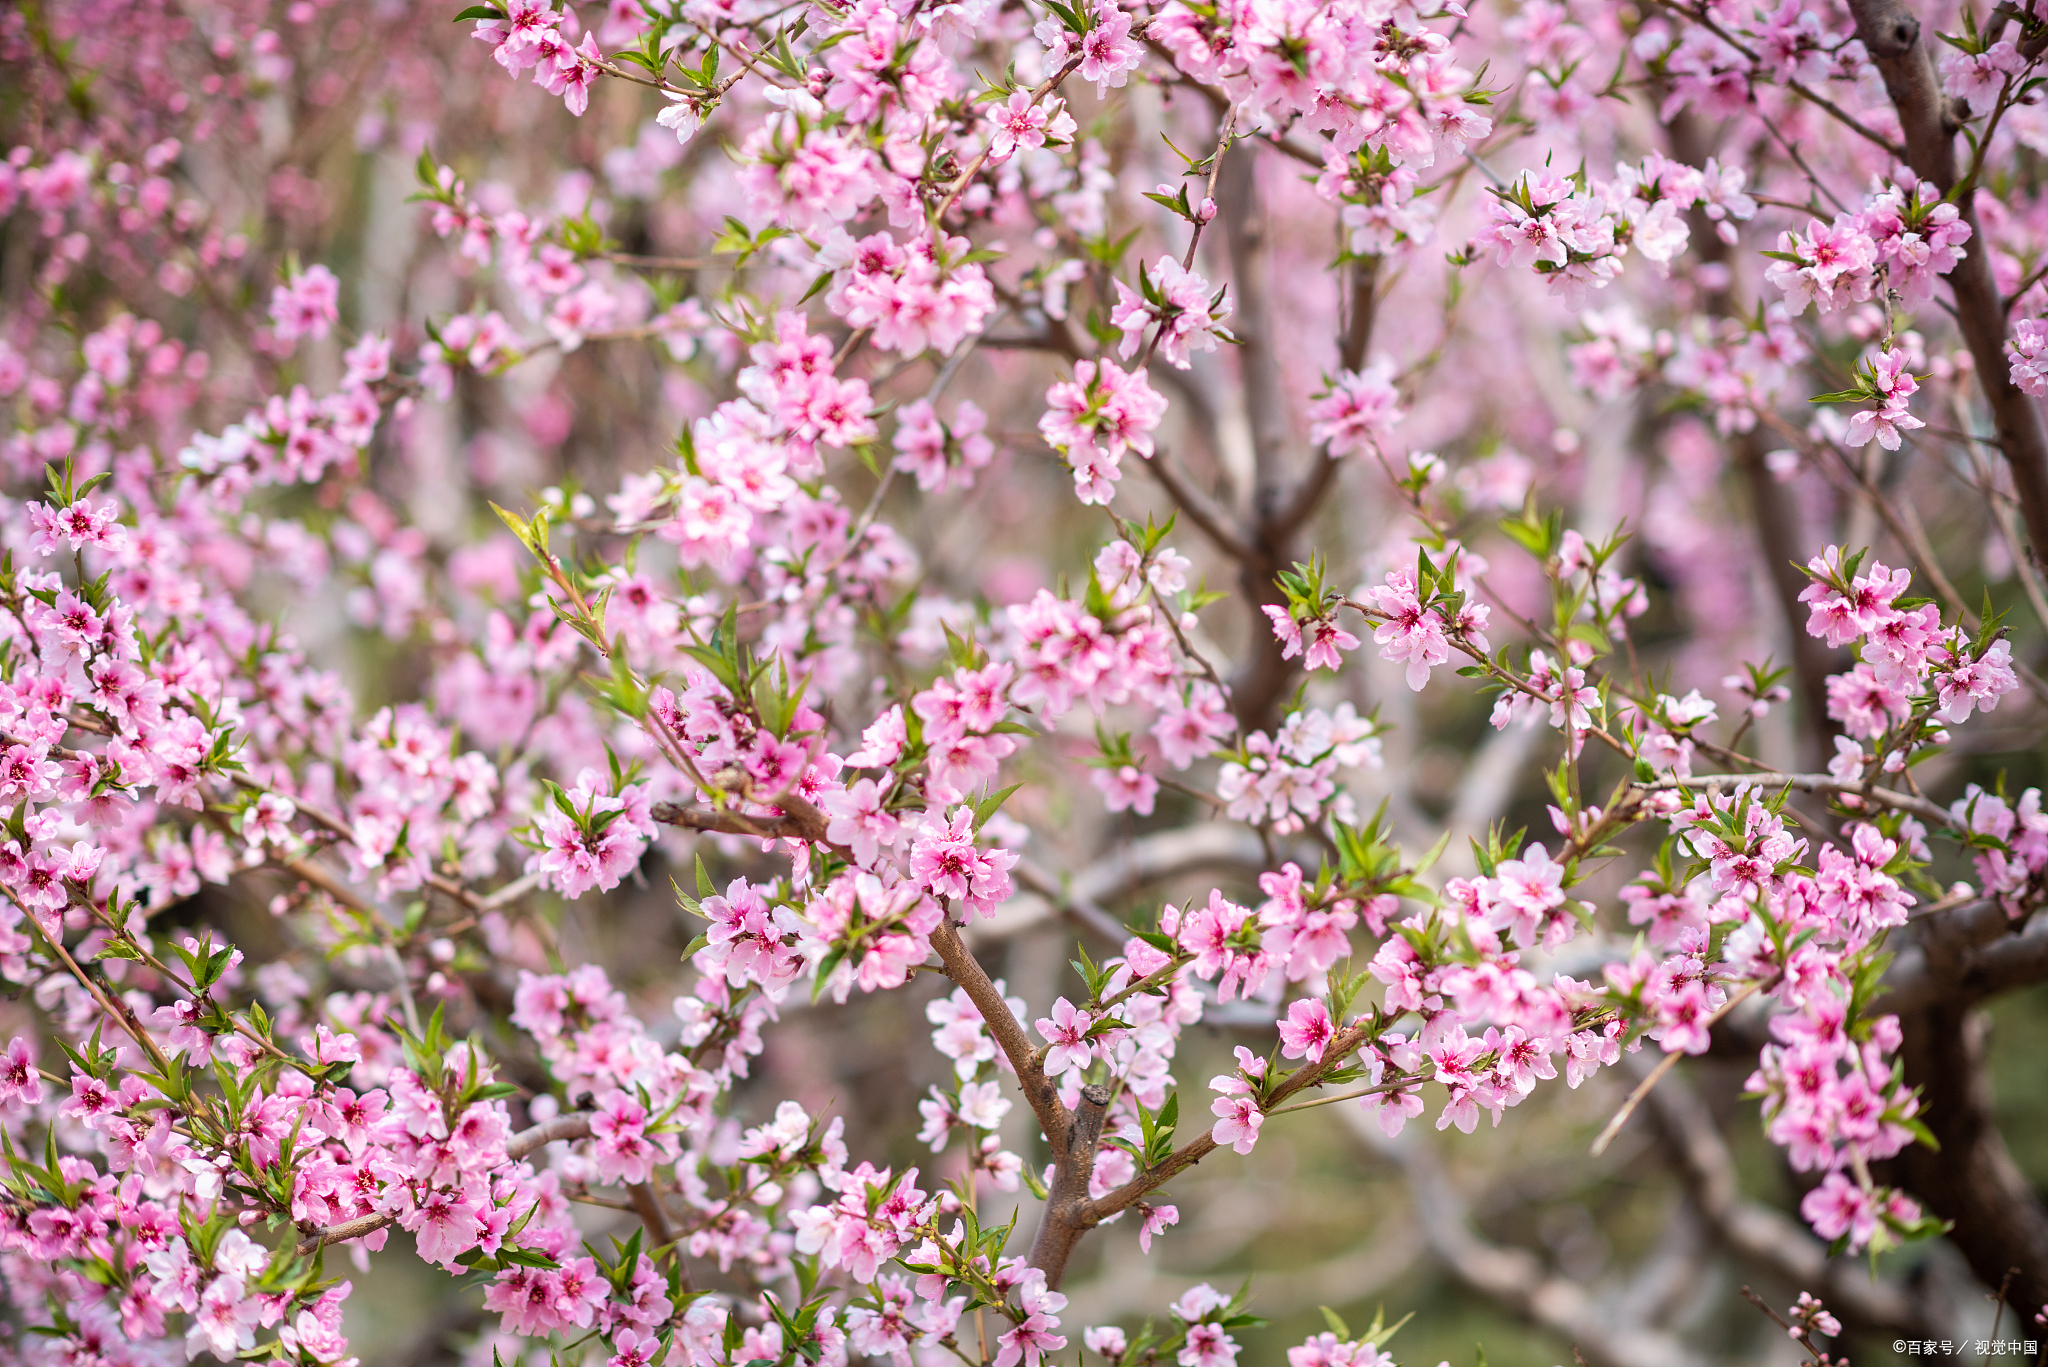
xmin=1873 ymin=882 xmax=2048 ymax=1324
xmin=1880 ymin=911 xmax=2048 ymax=1015
xmin=928 ymin=920 xmax=1075 ymax=1163
xmin=1846 ymin=0 xmax=2048 ymax=565
xmin=1137 ymin=449 xmax=1259 ymax=564
xmin=1214 ymin=141 xmax=1301 ymax=734
xmin=1639 ymin=1060 xmax=1941 ymax=1339
xmin=652 ymin=802 xmax=811 ymax=841
xmin=1026 ymin=1082 xmax=1111 ymax=1286
xmin=1346 ymin=1112 xmax=1713 ymax=1367
xmin=1267 ymin=256 xmax=1379 ymax=543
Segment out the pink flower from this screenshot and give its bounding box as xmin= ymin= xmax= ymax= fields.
xmin=1138 ymin=1203 xmax=1179 ymax=1253
xmin=1308 ymin=362 xmax=1403 ymax=456
xmin=242 ymin=792 xmax=297 ymax=847
xmin=2009 ymin=317 xmax=2048 ymax=396
xmin=0 ymin=1037 xmax=42 ymax=1110
xmin=1086 ymin=1326 xmax=1130 ymax=1358
xmin=1263 ymin=604 xmax=1303 ymax=659
xmin=1799 ymin=1171 xmax=1878 ymax=1252
xmin=590 ymin=1089 xmax=662 ymax=1184
xmin=823 ymin=778 xmax=901 ymax=867
xmin=1277 ymin=997 xmax=1335 ymax=1063
xmin=987 ymin=92 xmax=1074 ymax=161
xmin=1092 ymin=762 xmax=1158 ymax=816
xmin=539 ymin=32 xmax=603 ymax=116
xmin=1035 ymin=997 xmax=1096 ymax=1075
xmin=1368 ymin=570 xmax=1450 ymax=690
xmin=847 ymin=705 xmax=909 ymax=768
xmin=1302 ymin=618 xmax=1361 ymax=672
xmin=1152 ymin=683 xmax=1235 ymax=769
xmin=269 ymin=264 xmax=340 ymax=344
xmin=908 ymin=810 xmax=1017 ymax=916
xmin=1075 ymin=1 xmax=1143 ymax=95
xmin=1038 ymin=358 xmax=1167 ymax=503
xmin=1935 ymin=637 xmax=2019 ymax=723
xmin=27 ymin=496 xmax=127 ymax=557
xmin=1111 ymin=256 xmax=1227 ymax=369
xmin=1844 ymin=348 xmax=1923 ymax=450
xmin=1179 ymin=1322 xmax=1238 ymax=1367
xmin=993 ymin=1271 xmax=1068 ymax=1367
xmin=1209 ymin=1092 xmax=1262 ymax=1154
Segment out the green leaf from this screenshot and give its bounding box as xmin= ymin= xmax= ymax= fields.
xmin=971 ymin=782 xmax=1024 ymax=828
xmin=452 ymin=4 xmax=507 ymax=18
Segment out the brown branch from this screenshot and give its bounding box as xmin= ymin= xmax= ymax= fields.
xmin=1880 ymin=911 xmax=2048 ymax=1015
xmin=652 ymin=801 xmax=813 ymax=841
xmin=1846 ymin=0 xmax=2048 ymax=567
xmin=1011 ymin=860 xmax=1133 ymax=947
xmin=1736 ymin=437 xmax=1843 ymax=765
xmin=651 ymin=793 xmax=855 ymax=864
xmin=1137 ymin=450 xmax=1258 ymax=564
xmin=1879 ymin=989 xmax=2048 ymax=1327
xmin=1348 ymin=1110 xmax=1712 ymax=1367
xmin=1864 ymin=879 xmax=2048 ymax=1324
xmin=1026 ymin=1082 xmax=1111 ymax=1286
xmin=1640 ymin=1061 xmax=1939 ymax=1340
xmin=1668 ymin=106 xmax=1844 ymax=766
xmin=928 ymin=921 xmax=1075 ymax=1164
xmin=628 ymin=1180 xmax=686 ymax=1284
xmin=1214 ymin=141 xmax=1300 ymax=735
xmin=1267 ymin=256 xmax=1380 ymax=543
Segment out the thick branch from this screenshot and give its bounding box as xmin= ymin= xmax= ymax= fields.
xmin=652 ymin=802 xmax=812 ymax=840
xmin=1640 ymin=1062 xmax=1939 ymax=1339
xmin=1011 ymin=859 xmax=1132 ymax=946
xmin=1668 ymin=107 xmax=1845 ymax=765
xmin=1881 ymin=997 xmax=2048 ymax=1325
xmin=1847 ymin=0 xmax=2048 ymax=563
xmin=1735 ymin=436 xmax=1843 ymax=765
xmin=1215 ymin=142 xmax=1299 ymax=734
xmin=1267 ymin=257 xmax=1379 ymax=543
xmin=1880 ymin=911 xmax=2048 ymax=1015
xmin=1026 ymin=1083 xmax=1111 ymax=1287
xmin=1875 ymin=889 xmax=2048 ymax=1324
xmin=1137 ymin=450 xmax=1259 ymax=564
xmin=1218 ymin=141 xmax=1288 ymax=480
xmin=1348 ymin=1113 xmax=1711 ymax=1367
xmin=928 ymin=920 xmax=1074 ymax=1162
xmin=652 ymin=795 xmax=854 ymax=862
xmin=628 ymin=1181 xmax=677 ymax=1254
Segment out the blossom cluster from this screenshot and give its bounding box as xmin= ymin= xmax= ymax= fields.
xmin=6 ymin=0 xmax=2048 ymax=1360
